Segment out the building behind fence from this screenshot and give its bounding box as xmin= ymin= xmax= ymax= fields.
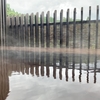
xmin=1 ymin=6 xmax=100 ymax=49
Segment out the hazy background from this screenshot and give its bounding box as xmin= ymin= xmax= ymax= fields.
xmin=7 ymin=0 xmax=100 ymax=20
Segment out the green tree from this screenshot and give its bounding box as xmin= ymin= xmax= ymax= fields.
xmin=6 ymin=4 xmax=21 ymax=16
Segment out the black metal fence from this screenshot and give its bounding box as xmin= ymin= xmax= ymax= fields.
xmin=4 ymin=6 xmax=100 ymax=49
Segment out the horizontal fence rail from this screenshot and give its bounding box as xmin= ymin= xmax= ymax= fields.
xmin=1 ymin=5 xmax=100 ymax=49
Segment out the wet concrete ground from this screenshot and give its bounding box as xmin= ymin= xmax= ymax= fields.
xmin=0 ymin=49 xmax=100 ymax=100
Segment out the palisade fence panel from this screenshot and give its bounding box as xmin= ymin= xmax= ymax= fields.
xmin=6 ymin=6 xmax=100 ymax=49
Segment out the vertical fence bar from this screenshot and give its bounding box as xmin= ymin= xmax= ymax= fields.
xmin=23 ymin=14 xmax=26 ymax=52
xmin=46 ymin=11 xmax=50 ymax=48
xmin=0 ymin=0 xmax=2 ymax=46
xmin=79 ymin=7 xmax=83 ymax=82
xmin=35 ymin=12 xmax=39 ymax=47
xmin=16 ymin=15 xmax=21 ymax=62
xmin=14 ymin=16 xmax=17 ymax=46
xmin=95 ymin=6 xmax=99 ymax=49
xmin=10 ymin=17 xmax=13 ymax=46
xmin=24 ymin=14 xmax=29 ymax=62
xmin=19 ymin=16 xmax=21 ymax=46
xmin=23 ymin=15 xmax=25 ymax=49
xmin=14 ymin=16 xmax=19 ymax=46
xmin=29 ymin=15 xmax=33 ymax=62
xmin=2 ymin=0 xmax=6 ymax=38
xmin=94 ymin=6 xmax=99 ymax=83
xmin=6 ymin=17 xmax=10 ymax=46
xmin=60 ymin=9 xmax=63 ymax=48
xmin=80 ymin=7 xmax=83 ymax=48
xmin=3 ymin=0 xmax=6 ymax=39
xmin=30 ymin=13 xmax=34 ymax=47
xmin=88 ymin=6 xmax=91 ymax=49
xmin=24 ymin=14 xmax=29 ymax=47
xmin=12 ymin=17 xmax=15 ymax=44
xmin=73 ymin=8 xmax=76 ymax=49
xmin=40 ymin=12 xmax=44 ymax=47
xmin=19 ymin=15 xmax=24 ymax=46
xmin=2 ymin=0 xmax=6 ymax=47
xmin=66 ymin=9 xmax=69 ymax=48
xmin=40 ymin=12 xmax=45 ymax=75
xmin=53 ymin=10 xmax=57 ymax=47
xmin=16 ymin=16 xmax=21 ymax=47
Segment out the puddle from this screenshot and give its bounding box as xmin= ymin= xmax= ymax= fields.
xmin=0 ymin=50 xmax=100 ymax=100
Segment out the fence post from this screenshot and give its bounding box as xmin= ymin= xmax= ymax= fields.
xmin=53 ymin=10 xmax=57 ymax=47
xmin=73 ymin=8 xmax=76 ymax=49
xmin=46 ymin=11 xmax=50 ymax=48
xmin=60 ymin=9 xmax=63 ymax=48
xmin=0 ymin=0 xmax=6 ymax=46
xmin=66 ymin=9 xmax=69 ymax=48
xmin=40 ymin=12 xmax=44 ymax=47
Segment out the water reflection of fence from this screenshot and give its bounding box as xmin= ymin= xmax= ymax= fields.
xmin=4 ymin=6 xmax=100 ymax=48
xmin=0 ymin=61 xmax=9 ymax=100
xmin=2 ymin=50 xmax=100 ymax=83
xmin=0 ymin=51 xmax=99 ymax=100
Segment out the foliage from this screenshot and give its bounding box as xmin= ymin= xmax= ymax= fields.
xmin=6 ymin=4 xmax=21 ymax=16
xmin=86 ymin=17 xmax=89 ymax=20
xmin=6 ymin=3 xmax=80 ymax=23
